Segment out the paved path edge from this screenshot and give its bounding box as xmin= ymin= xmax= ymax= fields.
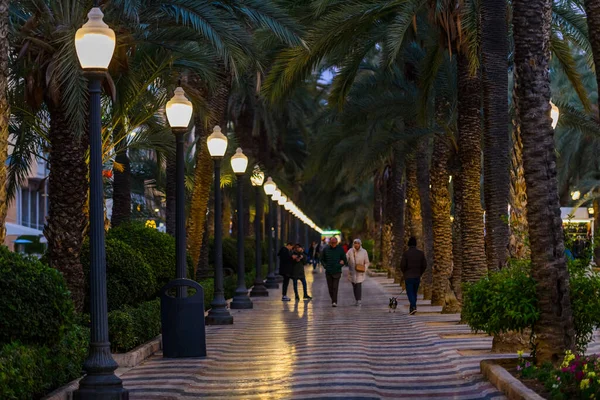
xmin=480 ymin=359 xmax=545 ymax=400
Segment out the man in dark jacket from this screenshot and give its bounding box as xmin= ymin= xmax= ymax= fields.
xmin=320 ymin=237 xmax=348 ymax=307
xmin=400 ymin=237 xmax=427 ymax=315
xmin=278 ymin=242 xmax=295 ymax=301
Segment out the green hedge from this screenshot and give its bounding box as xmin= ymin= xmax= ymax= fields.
xmin=209 ymin=238 xmax=261 ymax=275
xmin=81 ymin=238 xmax=156 ymax=312
xmin=463 ymin=259 xmax=600 ymax=354
xmin=0 ymin=325 xmax=88 ymax=400
xmin=108 ymin=223 xmax=194 ymax=293
xmin=108 ymin=299 xmax=161 ymax=353
xmin=0 ymin=246 xmax=74 ymax=347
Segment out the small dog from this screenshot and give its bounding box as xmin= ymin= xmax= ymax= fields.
xmin=389 ymin=297 xmax=398 ymax=313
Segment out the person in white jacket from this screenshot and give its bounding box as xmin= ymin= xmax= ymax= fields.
xmin=346 ymin=238 xmax=370 ymax=306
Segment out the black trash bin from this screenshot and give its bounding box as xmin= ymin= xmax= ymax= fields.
xmin=160 ymin=279 xmax=207 ymax=358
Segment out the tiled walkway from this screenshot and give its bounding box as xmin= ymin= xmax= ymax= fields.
xmin=120 ymin=267 xmax=508 ymax=399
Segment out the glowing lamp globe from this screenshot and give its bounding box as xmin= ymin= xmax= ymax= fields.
xmin=251 ymin=167 xmax=265 ymax=187
xmin=278 ymin=194 xmax=287 ymax=206
xmin=272 ymin=189 xmax=281 ymax=202
xmin=230 ymin=148 xmax=248 ymax=175
xmin=550 ymin=101 xmax=560 ymax=129
xmin=75 ymin=8 xmax=116 ymax=70
xmin=207 ymin=126 xmax=228 ymax=158
xmin=284 ymin=201 xmax=292 ymax=211
xmin=264 ymin=177 xmax=276 ymax=195
xmin=166 ymin=87 xmax=193 ymax=128
xmin=572 ymin=191 xmax=581 ymax=201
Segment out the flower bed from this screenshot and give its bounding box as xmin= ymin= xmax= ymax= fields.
xmin=513 ymin=350 xmax=600 ymax=399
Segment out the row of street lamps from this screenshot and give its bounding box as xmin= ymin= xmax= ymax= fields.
xmin=72 ymin=6 xmax=325 ymax=399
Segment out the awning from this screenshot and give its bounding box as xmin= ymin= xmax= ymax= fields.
xmin=561 ymin=207 xmax=593 ymax=223
xmin=5 ymin=222 xmax=44 ymax=236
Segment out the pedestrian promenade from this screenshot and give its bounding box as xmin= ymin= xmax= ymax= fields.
xmin=120 ymin=267 xmax=509 ymax=399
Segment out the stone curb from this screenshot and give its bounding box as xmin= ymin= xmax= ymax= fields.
xmin=367 ymin=271 xmax=388 ymax=277
xmin=480 ymin=359 xmax=545 ymax=400
xmin=43 ymin=336 xmax=162 ymax=400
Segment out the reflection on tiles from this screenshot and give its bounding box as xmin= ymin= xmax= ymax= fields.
xmin=121 ymin=267 xmax=508 ymax=399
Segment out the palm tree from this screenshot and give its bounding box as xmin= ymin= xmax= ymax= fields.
xmin=481 ymin=0 xmax=510 ymax=272
xmin=0 ymin=0 xmax=8 ymax=244
xmin=417 ymin=137 xmax=434 ymax=299
xmin=513 ymin=0 xmax=575 ymax=363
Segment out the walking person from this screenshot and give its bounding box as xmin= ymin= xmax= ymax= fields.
xmin=292 ymin=244 xmax=312 ymax=301
xmin=320 ymin=237 xmax=347 ymax=307
xmin=346 ymin=239 xmax=370 ymax=306
xmin=308 ymin=241 xmax=320 ymax=270
xmin=400 ymin=237 xmax=427 ymax=315
xmin=278 ymin=242 xmax=295 ymax=301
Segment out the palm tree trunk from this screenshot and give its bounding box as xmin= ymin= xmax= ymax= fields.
xmin=513 ymin=0 xmax=575 ymax=363
xmin=166 ymin=146 xmax=176 ymax=236
xmin=457 ymin=52 xmax=488 ymax=286
xmin=404 ymin=155 xmax=423 ymax=250
xmin=373 ymin=171 xmax=383 ymax=265
xmin=430 ymin=135 xmax=454 ymax=307
xmin=482 ymin=0 xmax=510 ymax=271
xmin=187 ymin=73 xmax=231 ymax=267
xmin=509 ymin=92 xmax=530 ymax=259
xmin=451 ymin=167 xmax=463 ymax=303
xmin=45 ymin=105 xmax=88 ymax=312
xmin=417 ymin=139 xmax=434 ymax=299
xmin=391 ymin=155 xmax=406 ymax=284
xmin=0 ymin=0 xmax=8 ymax=244
xmin=111 ymin=139 xmax=131 ymax=228
xmin=382 ymin=166 xmax=394 ymax=278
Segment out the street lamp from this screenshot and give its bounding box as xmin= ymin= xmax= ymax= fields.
xmin=206 ymin=126 xmax=233 ymax=325
xmin=166 ymin=87 xmax=193 ymax=297
xmin=250 ymin=167 xmax=269 ymax=296
xmin=73 ymin=7 xmax=127 ymax=400
xmin=572 ymin=191 xmax=581 ymax=201
xmin=230 ymin=148 xmax=253 ymax=309
xmin=277 ymin=193 xmax=287 ymax=275
xmin=264 ymin=179 xmax=279 ymax=289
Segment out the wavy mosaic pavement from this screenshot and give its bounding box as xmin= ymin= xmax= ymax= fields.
xmin=120 ymin=267 xmax=509 ymax=399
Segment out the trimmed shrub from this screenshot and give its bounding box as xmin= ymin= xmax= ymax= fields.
xmin=0 ymin=325 xmax=88 ymax=400
xmin=108 ymin=223 xmax=194 ymax=293
xmin=108 ymin=299 xmax=161 ymax=353
xmin=0 ymin=246 xmax=74 ymax=346
xmin=81 ymin=238 xmax=156 ymax=311
xmin=209 ymin=237 xmax=257 ymax=275
xmin=463 ymin=259 xmax=600 ymax=354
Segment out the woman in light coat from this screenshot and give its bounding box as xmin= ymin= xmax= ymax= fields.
xmin=346 ymin=238 xmax=370 ymax=306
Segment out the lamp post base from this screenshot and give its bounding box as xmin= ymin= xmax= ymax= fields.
xmin=264 ymin=275 xmax=279 ymax=289
xmin=205 ymin=301 xmax=233 ymax=325
xmin=230 ymin=289 xmax=254 ymax=309
xmin=250 ymin=280 xmax=269 ymax=296
xmin=73 ymin=374 xmax=129 ymax=400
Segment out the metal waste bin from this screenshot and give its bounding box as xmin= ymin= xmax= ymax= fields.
xmin=160 ymin=279 xmax=207 ymax=358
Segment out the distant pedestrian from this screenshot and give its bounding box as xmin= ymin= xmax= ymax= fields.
xmin=320 ymin=237 xmax=347 ymax=307
xmin=346 ymin=239 xmax=370 ymax=306
xmin=292 ymin=244 xmax=312 ymax=301
xmin=278 ymin=242 xmax=295 ymax=301
xmin=308 ymin=241 xmax=320 ymax=270
xmin=400 ymin=237 xmax=427 ymax=315
xmin=342 ymin=241 xmax=349 ymax=253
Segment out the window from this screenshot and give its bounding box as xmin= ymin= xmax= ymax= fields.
xmin=19 ymin=179 xmax=48 ymax=231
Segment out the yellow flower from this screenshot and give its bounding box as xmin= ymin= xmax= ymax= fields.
xmin=517 ymin=350 xmax=524 ymax=358
xmin=587 ymin=372 xmax=597 ymax=379
xmin=581 ymin=379 xmax=591 ymax=390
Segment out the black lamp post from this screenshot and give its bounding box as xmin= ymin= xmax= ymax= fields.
xmin=165 ymin=87 xmax=194 ymax=297
xmin=263 ymin=179 xmax=278 ymax=289
xmin=276 ymin=193 xmax=287 ymax=276
xmin=205 ymin=126 xmax=233 ymax=325
xmin=73 ymin=7 xmax=128 ymax=400
xmin=250 ymin=167 xmax=269 ymax=296
xmin=230 ymin=148 xmax=253 ymax=309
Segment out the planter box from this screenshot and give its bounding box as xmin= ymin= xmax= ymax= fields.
xmin=480 ymin=359 xmax=544 ymax=400
xmin=43 ymin=335 xmax=162 ymax=400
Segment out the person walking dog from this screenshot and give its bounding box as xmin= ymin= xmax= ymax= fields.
xmin=346 ymin=239 xmax=370 ymax=306
xmin=400 ymin=237 xmax=427 ymax=315
xmin=320 ymin=237 xmax=347 ymax=307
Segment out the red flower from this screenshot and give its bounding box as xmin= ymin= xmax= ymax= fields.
xmin=102 ymin=170 xmax=113 ymax=179
xmin=575 ymin=370 xmax=585 ymax=381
